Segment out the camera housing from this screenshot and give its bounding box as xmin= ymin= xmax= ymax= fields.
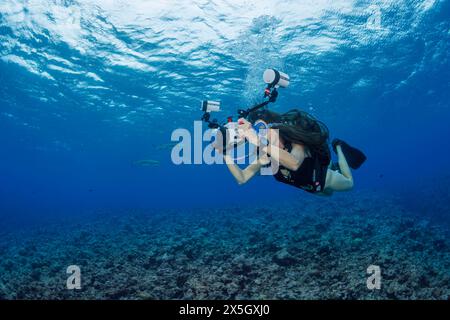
xmin=213 ymin=122 xmax=245 ymax=153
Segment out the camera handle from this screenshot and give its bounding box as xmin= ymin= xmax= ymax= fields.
xmin=201 ymin=112 xmax=220 ymax=129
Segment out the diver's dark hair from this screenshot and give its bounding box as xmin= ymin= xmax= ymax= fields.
xmin=248 ymin=108 xmax=330 ymax=164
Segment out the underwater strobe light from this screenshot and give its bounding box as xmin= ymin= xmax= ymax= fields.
xmin=201 ymin=100 xmax=221 ymax=113
xmin=263 ymin=68 xmax=290 ymax=89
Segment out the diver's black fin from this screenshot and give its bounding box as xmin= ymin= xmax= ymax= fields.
xmin=332 ymin=139 xmax=367 ymax=169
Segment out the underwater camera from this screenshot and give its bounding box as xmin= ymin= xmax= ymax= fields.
xmin=201 ymin=101 xmax=244 ymax=151
xmin=200 ymin=69 xmax=289 ymax=154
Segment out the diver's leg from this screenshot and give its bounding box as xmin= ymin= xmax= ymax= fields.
xmin=325 ymin=170 xmax=353 ymax=191
xmin=336 ymin=145 xmax=353 ymax=181
xmin=324 ymin=146 xmax=354 ymax=192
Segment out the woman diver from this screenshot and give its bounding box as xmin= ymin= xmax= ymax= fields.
xmin=216 ymin=108 xmax=366 ymax=196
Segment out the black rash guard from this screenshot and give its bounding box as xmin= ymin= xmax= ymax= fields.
xmin=273 ymin=142 xmax=328 ymax=194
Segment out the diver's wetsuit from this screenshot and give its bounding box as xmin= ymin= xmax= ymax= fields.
xmin=273 ymin=142 xmax=329 ymax=194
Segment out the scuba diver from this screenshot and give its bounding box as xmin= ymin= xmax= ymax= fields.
xmin=202 ymin=69 xmax=366 ymax=196
xmin=217 ymin=108 xmax=366 ymax=196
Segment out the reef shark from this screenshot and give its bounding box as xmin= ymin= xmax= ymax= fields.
xmin=133 ymin=159 xmax=160 ymax=167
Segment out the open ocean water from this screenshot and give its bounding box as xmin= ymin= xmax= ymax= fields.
xmin=0 ymin=0 xmax=449 ymax=299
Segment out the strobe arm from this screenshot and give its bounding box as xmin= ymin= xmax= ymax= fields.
xmin=237 ymin=85 xmax=278 ymax=119
xmin=201 ymin=112 xmax=220 ymax=129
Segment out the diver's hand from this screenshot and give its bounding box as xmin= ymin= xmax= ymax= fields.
xmin=212 ymin=131 xmax=224 ymax=154
xmin=268 ymin=128 xmax=280 ymax=147
xmin=243 ymin=130 xmax=259 ymax=146
xmin=237 ymin=118 xmax=252 ymax=130
xmin=237 ymin=118 xmax=259 ymax=146
xmin=213 ymin=142 xmax=223 ymax=154
xmin=258 ymin=152 xmax=271 ymax=166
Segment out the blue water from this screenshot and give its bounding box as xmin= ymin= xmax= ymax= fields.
xmin=0 ymin=0 xmax=449 ymax=218
xmin=0 ymin=0 xmax=449 ymax=300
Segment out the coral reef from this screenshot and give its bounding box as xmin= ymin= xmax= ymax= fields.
xmin=0 ymin=191 xmax=448 ymax=300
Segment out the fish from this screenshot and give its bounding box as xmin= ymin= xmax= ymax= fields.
xmin=133 ymin=159 xmax=160 ymax=167
xmin=154 ymin=142 xmax=178 ymax=150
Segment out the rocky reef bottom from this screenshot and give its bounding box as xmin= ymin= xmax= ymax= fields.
xmin=0 ymin=192 xmax=449 ymax=300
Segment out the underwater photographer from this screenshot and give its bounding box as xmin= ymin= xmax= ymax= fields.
xmin=205 ymin=69 xmax=367 ymax=196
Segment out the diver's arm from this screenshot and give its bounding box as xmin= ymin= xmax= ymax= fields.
xmin=263 ymin=144 xmax=304 ymax=171
xmin=224 ymin=154 xmax=262 ymax=185
xmin=237 ymin=123 xmax=304 ymax=171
